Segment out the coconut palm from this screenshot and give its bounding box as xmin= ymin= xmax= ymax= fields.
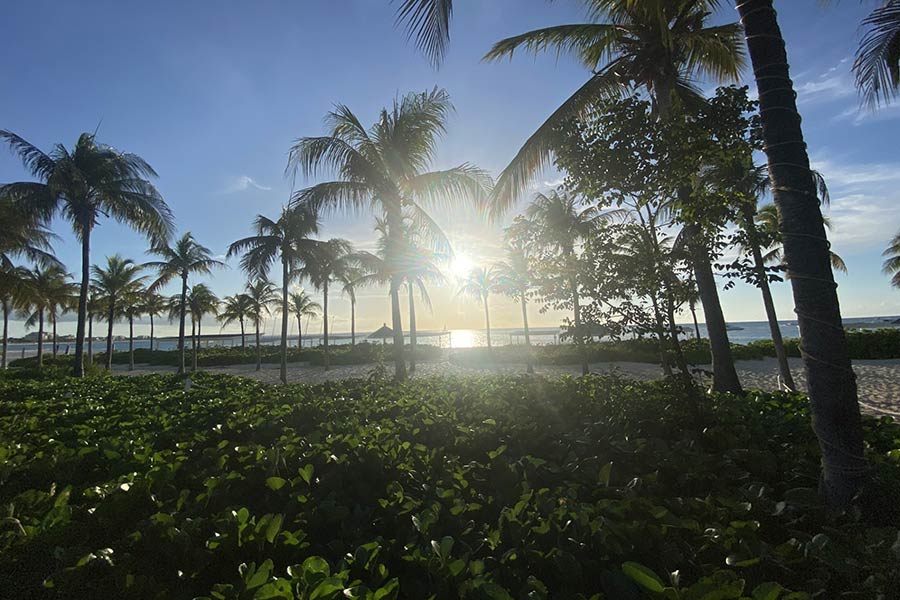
xmin=46 ymin=274 xmax=77 ymax=359
xmin=854 ymin=1 xmax=900 ymax=107
xmin=91 ymin=255 xmax=145 ymax=370
xmin=0 ymin=266 xmax=31 ymax=369
xmin=86 ymin=289 xmax=102 ymax=365
xmin=228 ymin=206 xmax=320 ymax=383
xmin=756 ymin=204 xmax=848 ymax=274
xmin=736 ymin=0 xmax=867 ymax=507
xmin=395 ymin=0 xmax=454 ymax=67
xmin=494 ymin=242 xmax=535 ymax=374
xmin=0 ymin=131 xmax=174 ymax=377
xmin=19 ymin=265 xmax=72 ymax=368
xmin=288 ymin=290 xmax=321 ymax=349
xmin=121 ymin=287 xmax=146 ymax=371
xmin=521 ymin=190 xmax=599 ymax=375
xmin=303 ymin=239 xmax=355 ymax=370
xmin=881 ymin=230 xmax=900 ymax=288
xmin=458 ymin=266 xmax=498 ymax=350
xmin=287 ymin=88 xmax=490 ymax=380
xmin=186 ymin=284 xmax=220 ymax=372
xmin=141 ymin=293 xmax=167 ymax=352
xmin=338 ymin=269 xmax=363 ymax=347
xmin=146 ymin=233 xmax=225 ymax=374
xmin=244 ymin=279 xmax=279 ymax=371
xmin=0 ymin=197 xmax=60 ymax=274
xmin=218 ymin=294 xmax=254 ymax=349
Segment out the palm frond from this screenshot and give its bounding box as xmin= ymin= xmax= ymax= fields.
xmin=394 ymin=0 xmax=453 ymax=67
xmin=854 ymin=0 xmax=900 ymax=107
xmin=484 ymin=24 xmax=620 ymax=69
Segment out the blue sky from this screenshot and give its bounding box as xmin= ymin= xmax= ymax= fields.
xmin=2 ymin=0 xmax=899 ymax=337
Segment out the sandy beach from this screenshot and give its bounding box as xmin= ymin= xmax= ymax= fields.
xmin=113 ymin=357 xmax=900 ymax=418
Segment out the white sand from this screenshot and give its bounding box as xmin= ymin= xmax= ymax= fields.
xmin=113 ymin=357 xmax=900 ymax=418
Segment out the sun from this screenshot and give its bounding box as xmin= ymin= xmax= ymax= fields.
xmin=449 ymin=253 xmax=474 ymax=279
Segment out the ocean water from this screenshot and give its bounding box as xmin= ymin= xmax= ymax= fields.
xmin=6 ymin=316 xmax=898 ymax=360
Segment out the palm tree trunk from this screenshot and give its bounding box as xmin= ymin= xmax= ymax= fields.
xmin=105 ymin=300 xmax=115 ymax=370
xmin=390 ymin=277 xmax=407 ymax=381
xmin=73 ymin=227 xmax=90 ymax=377
xmin=483 ymin=294 xmax=492 ymax=349
xmin=178 ymin=274 xmax=188 ymax=375
xmin=37 ymin=309 xmax=44 ymax=367
xmin=323 ymin=280 xmax=330 ymax=370
xmin=255 ymin=320 xmax=261 ymax=371
xmin=1 ymin=298 xmax=8 ymax=369
xmin=408 ymin=283 xmax=417 ymax=374
xmin=351 ymin=298 xmax=356 ymax=346
xmin=129 ymin=314 xmax=134 ymax=371
xmin=521 ymin=291 xmax=534 ymax=374
xmin=664 ymin=289 xmax=690 ymax=377
xmin=280 ymin=258 xmax=289 ymax=384
xmin=295 ymin=316 xmax=301 ymax=349
xmin=88 ymin=315 xmax=93 ymax=364
xmin=569 ymin=265 xmax=588 ymax=375
xmin=650 ymin=294 xmax=673 ymax=377
xmin=684 ymin=223 xmax=742 ymax=393
xmin=689 ymin=300 xmax=701 ymax=340
xmin=240 ymin=317 xmax=246 ymax=349
xmin=743 ymin=205 xmax=796 ymax=390
xmin=52 ymin=314 xmax=58 ymax=358
xmin=149 ymin=314 xmax=155 ymax=351
xmin=737 ymin=0 xmax=866 ymax=507
xmin=192 ymin=317 xmax=198 ymax=372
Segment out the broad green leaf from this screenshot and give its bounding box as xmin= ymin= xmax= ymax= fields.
xmin=266 ymin=476 xmax=287 ymax=491
xmin=265 ymin=513 xmax=284 ymax=543
xmin=622 ymin=562 xmax=665 ymax=593
xmin=299 ymin=464 xmax=315 ymax=485
xmin=599 ymin=461 xmax=613 ymax=487
xmin=752 ymin=582 xmax=783 ymax=600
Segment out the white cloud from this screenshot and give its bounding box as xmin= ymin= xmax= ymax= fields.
xmin=810 ymin=159 xmax=900 ymax=187
xmin=221 ymin=175 xmax=272 ymax=193
xmin=793 ymin=58 xmax=855 ymax=105
xmin=833 ymin=101 xmax=900 ymax=125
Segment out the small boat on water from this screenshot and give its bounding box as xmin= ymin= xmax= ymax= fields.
xmin=725 ymin=324 xmax=744 ymax=331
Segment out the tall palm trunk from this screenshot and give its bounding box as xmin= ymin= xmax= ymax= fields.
xmin=566 ymin=250 xmax=588 ymax=375
xmin=88 ymin=315 xmax=93 ymax=364
xmin=1 ymin=298 xmax=8 ymax=369
xmin=295 ymin=316 xmax=301 ymax=349
xmin=240 ymin=317 xmax=246 ymax=349
xmin=52 ymin=314 xmax=58 ymax=358
xmin=350 ymin=298 xmax=356 ymax=346
xmin=689 ymin=299 xmax=701 ymax=340
xmin=483 ymin=293 xmax=492 ymax=349
xmin=408 ymin=283 xmax=417 ymax=374
xmin=390 ymin=276 xmax=407 ymax=380
xmin=323 ymin=280 xmax=330 ymax=370
xmin=149 ymin=313 xmax=155 ymax=351
xmin=664 ymin=291 xmax=691 ymax=377
xmin=280 ymin=258 xmax=289 ymax=384
xmin=255 ymin=320 xmax=261 ymax=371
xmin=737 ymin=0 xmax=866 ymax=507
xmin=73 ymin=228 xmax=90 ymax=377
xmin=684 ymin=223 xmax=742 ymax=393
xmin=742 ymin=204 xmax=796 ymax=390
xmin=178 ymin=274 xmax=188 ymax=375
xmin=192 ymin=317 xmax=198 ymax=372
xmin=520 ymin=290 xmax=534 ymax=374
xmin=105 ymin=299 xmax=115 ymax=370
xmin=128 ymin=313 xmax=134 ymax=371
xmin=37 ymin=309 xmax=44 ymax=367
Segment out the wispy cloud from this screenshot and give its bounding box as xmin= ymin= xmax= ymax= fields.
xmin=221 ymin=175 xmax=272 ymax=193
xmin=833 ymin=101 xmax=900 ymax=125
xmin=794 ymin=58 xmax=854 ymax=105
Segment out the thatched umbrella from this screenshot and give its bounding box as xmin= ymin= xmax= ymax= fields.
xmin=368 ymin=323 xmax=394 ymax=345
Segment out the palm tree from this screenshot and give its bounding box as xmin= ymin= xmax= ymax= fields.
xmin=304 ymin=239 xmax=355 ymax=370
xmin=121 ymin=287 xmax=146 ymax=371
xmin=494 ymin=242 xmax=534 ymax=374
xmin=19 ymin=265 xmax=71 ymax=367
xmin=854 ymin=1 xmax=900 ymax=107
xmin=522 ymin=190 xmax=598 ymax=375
xmin=0 ymin=131 xmax=174 ymax=377
xmin=458 ymin=266 xmax=498 ymax=350
xmin=146 ymin=233 xmax=225 ymax=374
xmin=244 ymin=279 xmax=279 ymax=371
xmin=91 ymin=255 xmax=145 ymax=370
xmin=339 ymin=269 xmax=362 ymax=347
xmin=881 ymin=230 xmax=900 ymax=288
xmin=218 ymin=294 xmax=253 ymax=349
xmin=186 ymin=284 xmax=219 ymax=371
xmin=228 ymin=206 xmax=320 ymax=383
xmin=288 ymin=290 xmax=321 ymax=349
xmin=141 ymin=293 xmax=167 ymax=352
xmin=736 ymin=0 xmax=867 ymax=507
xmin=287 ymin=88 xmax=490 ymax=380
xmin=86 ymin=289 xmax=101 ymax=365
xmin=0 ymin=196 xmax=60 ymax=275
xmin=0 ymin=266 xmax=30 ymax=369
xmin=395 ymin=0 xmax=454 ymax=67
xmin=756 ymin=204 xmax=848 ymax=274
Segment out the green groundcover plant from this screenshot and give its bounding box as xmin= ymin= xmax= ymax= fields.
xmin=0 ymin=373 xmax=898 ymax=599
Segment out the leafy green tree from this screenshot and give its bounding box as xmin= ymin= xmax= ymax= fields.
xmin=218 ymin=294 xmax=253 ymax=349
xmin=737 ymin=0 xmax=867 ymax=506
xmin=146 ymin=233 xmax=224 ymax=374
xmin=186 ymin=284 xmax=219 ymax=372
xmin=288 ymin=290 xmax=321 ymax=349
xmin=288 ymin=88 xmax=490 ymax=380
xmin=0 ymin=131 xmax=174 ymax=377
xmin=244 ymin=279 xmax=279 ymax=371
xmin=91 ymin=255 xmax=145 ymax=370
xmin=458 ymin=266 xmax=498 ymax=350
xmin=854 ymin=0 xmax=900 ymax=107
xmin=304 ymin=239 xmax=355 ymax=370
xmin=228 ymin=206 xmax=320 ymax=383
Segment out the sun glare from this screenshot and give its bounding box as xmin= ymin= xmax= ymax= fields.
xmin=449 ymin=253 xmax=474 ymax=278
